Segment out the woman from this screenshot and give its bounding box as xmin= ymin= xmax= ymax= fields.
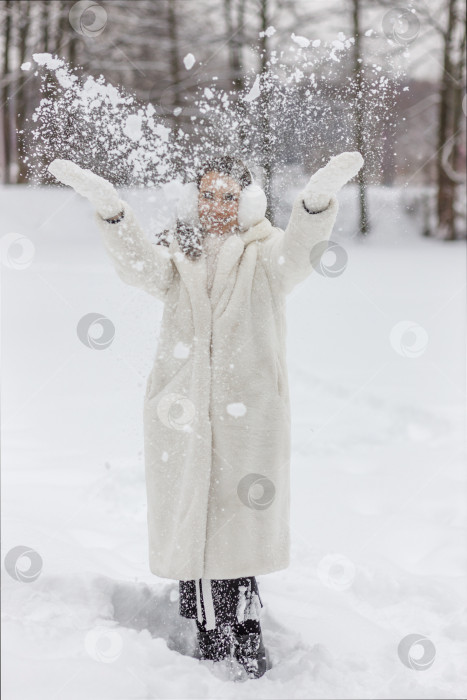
xmin=48 ymin=151 xmax=363 ymax=680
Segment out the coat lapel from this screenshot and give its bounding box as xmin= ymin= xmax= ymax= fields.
xmin=169 ymin=218 xmax=273 ymax=315
xmin=209 ymin=234 xmax=244 ymax=309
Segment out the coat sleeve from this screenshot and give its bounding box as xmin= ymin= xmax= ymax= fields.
xmin=265 ymin=192 xmax=339 ymax=296
xmin=93 ymin=200 xmax=175 ymax=301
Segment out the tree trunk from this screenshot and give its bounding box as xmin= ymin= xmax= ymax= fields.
xmin=436 ymin=0 xmax=457 ymax=240
xmin=16 ymin=1 xmax=31 ymax=184
xmin=259 ymin=0 xmax=274 ymax=223
xmin=223 ymin=0 xmax=247 ymax=148
xmin=167 ymin=0 xmax=182 ymax=136
xmin=1 ymin=0 xmax=12 ymax=184
xmin=449 ymin=4 xmax=466 ymax=238
xmin=352 ymin=0 xmax=370 ymax=234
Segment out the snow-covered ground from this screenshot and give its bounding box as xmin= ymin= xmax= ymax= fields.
xmin=2 ymin=181 xmax=466 ymax=699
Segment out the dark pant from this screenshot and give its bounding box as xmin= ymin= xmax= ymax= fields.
xmin=195 ymin=617 xmax=261 ymax=662
xmin=180 ymin=577 xmax=266 ymax=671
xmin=178 ymin=576 xmax=263 ymax=627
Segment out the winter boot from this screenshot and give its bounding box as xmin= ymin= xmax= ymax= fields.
xmin=232 ymin=619 xmax=269 ymax=679
xmin=195 ymin=620 xmax=231 ymax=662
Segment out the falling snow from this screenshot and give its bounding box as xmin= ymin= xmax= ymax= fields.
xmin=183 ymin=53 xmax=196 ymax=70
xmin=291 ymin=33 xmax=310 ymax=48
xmin=226 ymin=402 xmax=247 ymax=418
xmin=259 ymin=26 xmax=276 ymax=38
xmin=25 ymin=35 xmax=403 ymax=192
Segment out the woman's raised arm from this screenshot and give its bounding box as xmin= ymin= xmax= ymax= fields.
xmin=48 ymin=159 xmax=175 ymax=301
xmin=264 ymin=152 xmax=363 ymax=296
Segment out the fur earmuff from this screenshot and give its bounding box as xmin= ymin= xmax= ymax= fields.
xmin=176 ymin=181 xmax=201 ymax=227
xmin=176 ymin=180 xmax=267 ymax=232
xmin=237 ymin=183 xmax=267 ymax=231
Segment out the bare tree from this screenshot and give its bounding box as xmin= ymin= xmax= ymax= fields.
xmin=1 ymin=0 xmax=460 ymax=209
xmin=258 ymin=0 xmax=275 ymax=222
xmin=392 ymin=0 xmax=466 ymax=238
xmin=435 ymin=0 xmax=465 ymax=240
xmin=1 ymin=0 xmax=12 ymax=183
xmin=351 ymin=0 xmax=370 ymax=234
xmin=16 ymin=0 xmax=32 ymax=183
xmin=56 ymin=0 xmax=80 ymax=67
xmin=167 ymin=0 xmax=182 ymax=134
xmin=223 ymin=0 xmax=248 ymax=147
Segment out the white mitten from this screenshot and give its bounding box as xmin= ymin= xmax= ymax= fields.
xmin=302 ymin=151 xmax=364 ymax=212
xmin=47 ymin=159 xmax=124 ymax=219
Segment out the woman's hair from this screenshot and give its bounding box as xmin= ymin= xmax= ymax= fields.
xmin=157 ymin=156 xmax=252 ymax=260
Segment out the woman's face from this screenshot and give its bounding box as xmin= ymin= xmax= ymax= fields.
xmin=198 ymin=171 xmax=241 ymax=235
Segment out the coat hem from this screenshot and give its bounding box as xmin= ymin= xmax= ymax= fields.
xmin=148 ymin=558 xmax=290 ymax=581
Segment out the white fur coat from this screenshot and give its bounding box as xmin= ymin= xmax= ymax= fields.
xmin=94 ymin=189 xmax=339 ymax=580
